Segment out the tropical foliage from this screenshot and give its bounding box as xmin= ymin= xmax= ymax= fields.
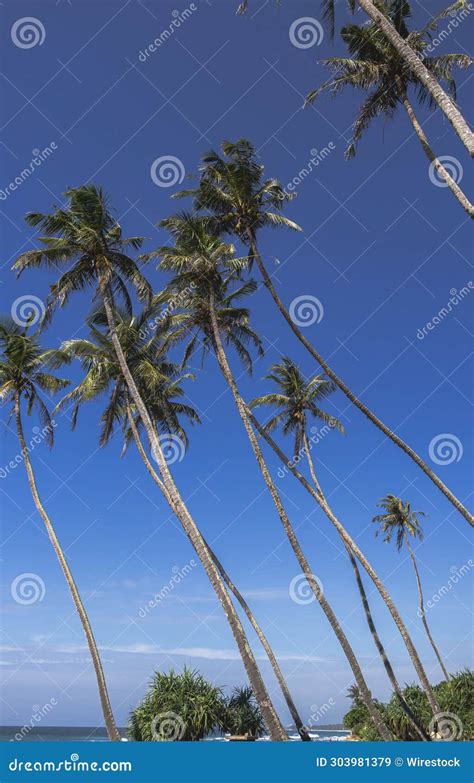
xmin=344 ymin=670 xmax=474 ymax=741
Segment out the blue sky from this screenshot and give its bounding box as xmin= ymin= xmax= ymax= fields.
xmin=0 ymin=0 xmax=472 ymax=730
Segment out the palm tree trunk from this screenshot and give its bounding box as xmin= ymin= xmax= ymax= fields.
xmin=125 ymin=403 xmax=311 ymax=741
xmin=302 ymin=436 xmax=428 ymax=739
xmin=14 ymin=393 xmax=121 ymax=742
xmin=404 ymin=536 xmax=450 ymax=681
xmin=401 ymin=93 xmax=474 ymax=218
xmin=98 ymin=281 xmax=287 ymax=741
xmin=208 ymin=298 xmax=393 ymax=741
xmin=247 ymin=233 xmax=473 ymax=528
xmin=247 ymin=409 xmax=442 ymax=718
xmin=358 ymin=0 xmax=474 ymax=156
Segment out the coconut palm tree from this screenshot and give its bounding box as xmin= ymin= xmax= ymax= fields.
xmin=238 ymin=0 xmax=474 ymax=155
xmin=307 ymin=1 xmax=473 ymax=216
xmin=176 ymin=139 xmax=473 ymax=527
xmin=58 ymin=305 xmax=309 ymax=740
xmin=153 ymin=215 xmax=394 ymax=740
xmin=12 ymin=188 xmax=287 ymax=741
xmin=246 ymin=408 xmax=443 ymax=718
xmin=373 ymin=495 xmax=450 ymax=681
xmin=0 ymin=318 xmax=121 ymax=741
xmin=250 ymin=358 xmax=429 ymax=739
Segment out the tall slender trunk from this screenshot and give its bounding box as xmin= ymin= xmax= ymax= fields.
xmin=208 ymin=298 xmax=393 ymax=741
xmin=303 ymin=437 xmax=428 ymax=740
xmin=247 ymin=409 xmax=442 ymax=718
xmin=404 ymin=535 xmax=450 ymax=682
xmin=357 ymin=0 xmax=474 ymax=157
xmin=98 ymin=280 xmax=287 ymax=741
xmin=248 ymin=233 xmax=473 ymax=528
xmin=401 ymin=93 xmax=474 ymax=218
xmin=14 ymin=393 xmax=121 ymax=742
xmin=126 ymin=404 xmax=311 ymax=741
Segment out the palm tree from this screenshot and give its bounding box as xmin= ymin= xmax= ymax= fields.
xmin=307 ymin=1 xmax=473 ymax=217
xmin=239 ymin=0 xmax=474 ymax=155
xmin=13 ymin=188 xmax=287 ymax=741
xmin=250 ymin=358 xmax=428 ymax=739
xmin=244 ymin=412 xmax=443 ymax=718
xmin=154 ymin=215 xmax=394 ymax=740
xmin=176 ymin=139 xmax=473 ymax=527
xmin=0 ymin=319 xmax=121 ymax=741
xmin=59 ymin=305 xmax=308 ymax=739
xmin=373 ymin=495 xmax=450 ymax=681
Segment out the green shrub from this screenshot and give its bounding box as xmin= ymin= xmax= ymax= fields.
xmin=343 ymin=670 xmax=474 ymax=741
xmin=128 ymin=668 xmax=266 ymax=741
xmin=222 ymin=686 xmax=265 ymax=738
xmin=128 ymin=667 xmax=225 ymax=741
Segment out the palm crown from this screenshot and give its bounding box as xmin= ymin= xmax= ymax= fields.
xmin=307 ymin=0 xmax=472 ymax=158
xmin=154 ymin=215 xmax=264 ymax=374
xmin=372 ymin=493 xmax=425 ymax=551
xmin=173 ymin=139 xmax=301 ymax=244
xmin=250 ymin=357 xmax=344 ymax=457
xmin=12 ymin=185 xmax=151 ymax=322
xmin=57 ymin=304 xmax=199 ymax=449
xmin=0 ymin=319 xmax=69 ymax=445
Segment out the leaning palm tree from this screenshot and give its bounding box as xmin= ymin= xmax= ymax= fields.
xmin=175 ymin=139 xmax=473 ymax=526
xmin=250 ymin=358 xmax=428 ymax=739
xmin=58 ymin=305 xmax=309 ymax=739
xmin=12 ymin=187 xmax=287 ymax=741
xmin=153 ymin=215 xmax=393 ymax=740
xmin=246 ymin=410 xmax=442 ymax=720
xmin=373 ymin=495 xmax=450 ymax=681
xmin=238 ymin=0 xmax=474 ymax=155
xmin=0 ymin=318 xmax=121 ymax=741
xmin=307 ymin=0 xmax=473 ymax=216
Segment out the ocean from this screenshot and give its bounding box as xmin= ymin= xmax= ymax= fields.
xmin=0 ymin=726 xmax=350 ymax=742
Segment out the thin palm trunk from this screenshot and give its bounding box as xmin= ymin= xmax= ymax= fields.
xmin=303 ymin=436 xmax=428 ymax=740
xmin=14 ymin=393 xmax=121 ymax=742
xmin=358 ymin=0 xmax=474 ymax=156
xmin=247 ymin=409 xmax=442 ymax=718
xmin=98 ymin=281 xmax=287 ymax=741
xmin=125 ymin=402 xmax=310 ymax=740
xmin=404 ymin=535 xmax=450 ymax=681
xmin=248 ymin=233 xmax=473 ymax=527
xmin=401 ymin=93 xmax=473 ymax=218
xmin=208 ymin=297 xmax=393 ymax=741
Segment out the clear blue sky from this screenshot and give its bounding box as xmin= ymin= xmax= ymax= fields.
xmin=0 ymin=0 xmax=472 ymax=730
